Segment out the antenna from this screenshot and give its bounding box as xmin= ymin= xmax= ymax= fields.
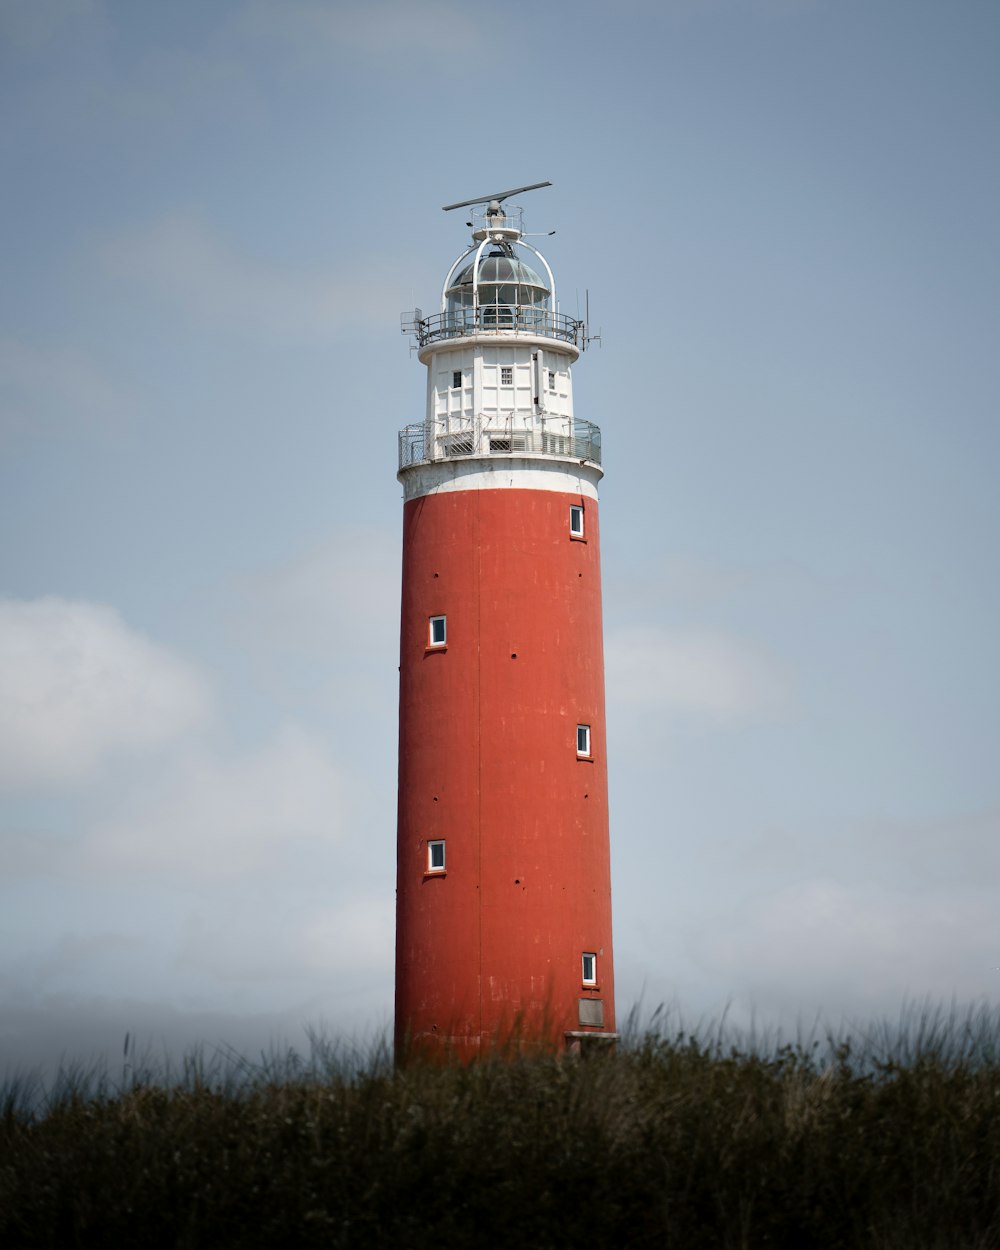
xmin=442 ymin=181 xmax=552 ymax=212
xmin=583 ymin=289 xmax=602 ymax=351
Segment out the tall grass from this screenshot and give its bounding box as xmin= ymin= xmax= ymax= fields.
xmin=3 ymin=1003 xmax=999 ymax=1249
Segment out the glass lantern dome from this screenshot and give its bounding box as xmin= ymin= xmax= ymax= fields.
xmin=446 ymin=248 xmax=550 ymax=328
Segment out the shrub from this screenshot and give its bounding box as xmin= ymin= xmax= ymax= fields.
xmin=2 ymin=1005 xmax=999 ymax=1248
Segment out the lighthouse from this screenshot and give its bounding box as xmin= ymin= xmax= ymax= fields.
xmin=395 ymin=183 xmax=616 ymax=1060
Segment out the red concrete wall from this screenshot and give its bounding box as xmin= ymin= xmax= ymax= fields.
xmin=395 ymin=485 xmax=615 ymax=1059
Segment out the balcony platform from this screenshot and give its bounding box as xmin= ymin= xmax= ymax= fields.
xmin=399 ymin=417 xmax=602 ymax=473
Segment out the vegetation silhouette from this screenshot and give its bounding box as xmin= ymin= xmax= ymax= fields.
xmin=3 ymin=1002 xmax=1000 ymax=1248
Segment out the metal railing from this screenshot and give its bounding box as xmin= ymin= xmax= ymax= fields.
xmin=401 ymin=307 xmax=584 ymax=348
xmin=398 ymin=417 xmax=602 ymax=472
xmin=470 ymin=206 xmax=522 ymax=236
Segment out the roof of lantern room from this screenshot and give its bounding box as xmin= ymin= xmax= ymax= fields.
xmin=401 ymin=202 xmax=585 ymax=357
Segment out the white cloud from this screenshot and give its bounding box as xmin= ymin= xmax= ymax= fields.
xmin=0 ymin=0 xmax=99 ymax=52
xmin=102 ymin=215 xmax=407 ymax=341
xmin=0 ymin=598 xmax=211 ymax=789
xmin=85 ymin=724 xmax=345 ymax=881
xmin=610 ymin=0 xmax=817 ymax=17
xmin=605 ymin=624 xmax=788 ymax=719
xmin=218 ymin=531 xmax=401 ymax=724
xmin=0 ymin=993 xmax=391 ymax=1082
xmin=236 ymin=0 xmax=485 ymax=63
xmin=300 ymin=898 xmax=395 ymax=975
xmin=172 ymin=893 xmax=396 ymax=985
xmin=618 ymin=803 xmax=1000 ymax=1027
xmin=235 ymin=530 xmax=399 ymax=654
xmin=695 ymin=875 xmax=997 ymax=1017
xmin=32 ymin=929 xmax=146 ymax=982
xmin=0 ymin=338 xmax=135 ymax=440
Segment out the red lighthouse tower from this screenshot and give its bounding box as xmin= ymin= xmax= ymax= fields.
xmin=395 ymin=184 xmax=615 ymax=1060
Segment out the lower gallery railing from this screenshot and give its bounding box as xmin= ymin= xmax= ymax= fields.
xmin=398 ymin=418 xmax=602 ymax=471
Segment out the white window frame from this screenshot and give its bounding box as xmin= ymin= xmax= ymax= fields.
xmin=576 ymin=724 xmax=591 ymax=757
xmin=427 ymin=840 xmax=446 ymax=873
xmin=452 ymin=370 xmax=462 ymax=389
xmin=500 ymin=365 xmax=513 ymax=386
xmin=569 ymin=504 xmax=584 ymax=537
xmin=429 ymin=615 xmax=447 ymax=647
xmin=582 ymin=952 xmax=597 ymax=985
xmin=548 ymin=369 xmax=556 ymax=390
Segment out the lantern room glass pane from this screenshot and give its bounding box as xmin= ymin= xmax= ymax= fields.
xmin=446 ymin=250 xmax=550 ymax=318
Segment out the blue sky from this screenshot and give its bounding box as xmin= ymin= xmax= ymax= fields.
xmin=1 ymin=0 xmax=998 ymax=1074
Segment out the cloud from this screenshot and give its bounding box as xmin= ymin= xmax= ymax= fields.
xmin=605 ymin=624 xmax=788 ymax=719
xmin=102 ymin=215 xmax=407 ymax=342
xmin=235 ymin=530 xmax=399 ymax=655
xmin=31 ymin=929 xmax=147 ymax=984
xmin=0 ymin=598 xmax=212 ymax=789
xmin=0 ymin=0 xmax=99 ymax=52
xmin=0 ymin=339 xmax=135 ymax=440
xmin=0 ymin=994 xmax=390 ymax=1084
xmin=300 ymin=898 xmax=395 ymax=975
xmin=170 ymin=893 xmax=395 ymax=986
xmin=218 ymin=531 xmax=401 ymax=726
xmin=84 ymin=724 xmax=345 ymax=881
xmin=609 ymin=0 xmax=818 ymax=17
xmin=236 ymin=0 xmax=485 ymax=64
xmin=614 ymin=802 xmax=1000 ymax=1028
xmin=695 ymin=875 xmax=997 ymax=1016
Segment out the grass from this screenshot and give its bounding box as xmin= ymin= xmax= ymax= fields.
xmin=2 ymin=1004 xmax=1000 ymax=1248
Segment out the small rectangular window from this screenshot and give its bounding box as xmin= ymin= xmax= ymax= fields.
xmin=548 ymin=370 xmax=556 ymax=389
xmin=576 ymin=724 xmax=591 ymax=757
xmin=429 ymin=615 xmax=447 ymax=647
xmin=428 ymin=840 xmax=446 ymax=872
xmin=582 ymin=953 xmax=597 ymax=985
xmin=452 ymin=370 xmax=462 ymax=389
xmin=500 ymin=366 xmax=513 ymax=386
xmin=569 ymin=505 xmax=584 ymax=537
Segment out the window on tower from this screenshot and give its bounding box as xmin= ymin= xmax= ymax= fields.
xmin=548 ymin=370 xmax=556 ymax=390
xmin=576 ymin=724 xmax=591 ymax=757
xmin=452 ymin=370 xmax=462 ymax=389
xmin=501 ymin=365 xmax=513 ymax=386
xmin=582 ymin=953 xmax=597 ymax=985
xmin=569 ymin=505 xmax=584 ymax=538
xmin=427 ymin=840 xmax=446 ymax=873
xmin=429 ymin=615 xmax=447 ymax=647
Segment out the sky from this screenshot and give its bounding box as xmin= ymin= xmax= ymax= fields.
xmin=1 ymin=0 xmax=998 ymax=1077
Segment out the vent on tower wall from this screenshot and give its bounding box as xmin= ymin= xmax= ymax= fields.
xmin=489 ymin=435 xmax=527 ymax=453
xmin=578 ymin=999 xmax=605 ymax=1028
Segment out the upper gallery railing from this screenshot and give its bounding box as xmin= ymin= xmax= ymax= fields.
xmin=401 ymin=307 xmax=584 ymax=348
